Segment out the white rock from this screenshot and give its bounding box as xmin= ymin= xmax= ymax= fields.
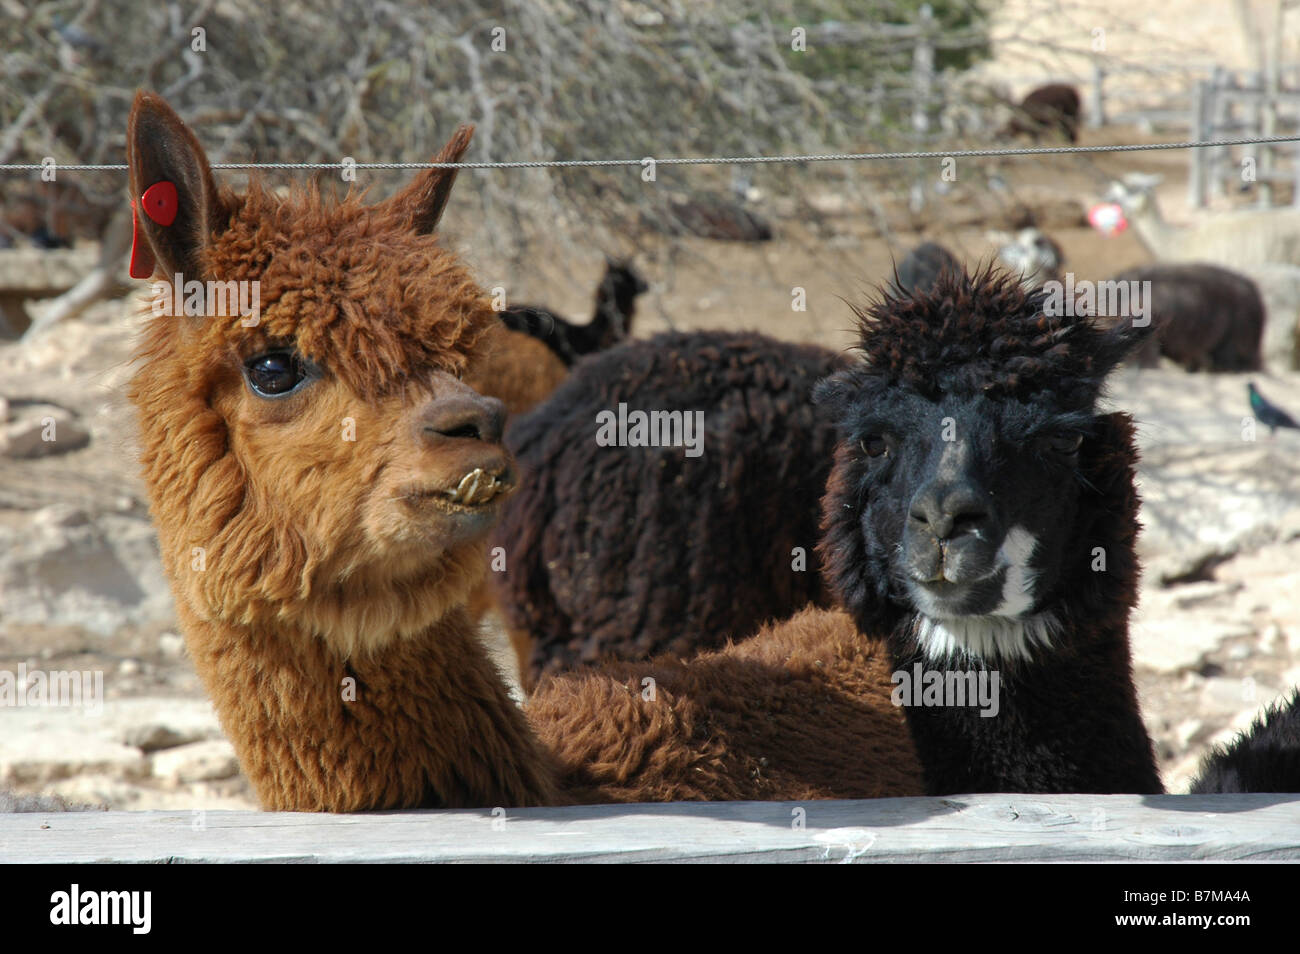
xmin=1131 ymin=617 xmax=1253 ymax=672
xmin=0 ymin=729 xmax=147 ymax=785
xmin=1174 ymin=718 xmax=1202 ymax=750
xmin=1201 ymin=676 xmax=1263 ymax=712
xmin=150 ymin=740 xmax=239 ymax=784
xmin=0 ymin=407 xmax=90 ymax=458
xmin=1168 ymin=581 xmax=1243 ymax=610
xmin=0 ymin=510 xmax=173 ymax=635
xmin=33 ymin=504 xmax=91 ymax=528
xmin=158 ymin=632 xmax=186 ymax=659
xmin=0 ymin=697 xmax=224 ymax=789
xmin=123 ymin=723 xmax=199 ymax=753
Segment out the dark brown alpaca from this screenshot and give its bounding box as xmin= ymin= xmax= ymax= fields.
xmin=1003 ymin=84 xmax=1081 ymax=143
xmin=125 ymin=91 xmax=921 ymax=811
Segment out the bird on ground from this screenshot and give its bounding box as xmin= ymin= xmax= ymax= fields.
xmin=1248 ymin=382 xmax=1300 ymax=434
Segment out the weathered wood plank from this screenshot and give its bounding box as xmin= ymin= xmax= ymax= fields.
xmin=3 ymin=794 xmax=1299 ymax=863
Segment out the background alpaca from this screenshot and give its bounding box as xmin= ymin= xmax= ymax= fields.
xmin=1105 ymin=173 xmax=1300 ymax=268
xmin=124 ymin=91 xmax=922 ymax=812
xmin=490 ymin=330 xmax=844 ymax=685
xmin=989 ymin=227 xmax=1065 ymax=289
xmin=814 ymin=268 xmax=1162 ymax=794
xmin=1003 ymin=84 xmax=1081 ymax=142
xmin=501 ymin=259 xmax=648 ymax=366
xmin=1190 ymin=689 xmax=1300 ymax=793
xmin=1111 ymin=263 xmax=1265 ymax=372
xmin=465 ymin=321 xmax=568 ymax=417
xmin=895 ymin=241 xmax=961 ymax=295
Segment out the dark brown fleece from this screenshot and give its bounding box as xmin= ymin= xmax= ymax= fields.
xmin=490 ymin=330 xmax=848 ymax=686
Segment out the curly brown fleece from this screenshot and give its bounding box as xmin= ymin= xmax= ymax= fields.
xmin=125 ymin=91 xmax=922 ymax=811
xmin=467 ymin=322 xmax=570 ymax=417
xmin=534 ymin=606 xmax=921 ymax=802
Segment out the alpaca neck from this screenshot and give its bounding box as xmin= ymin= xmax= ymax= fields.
xmin=1129 ymin=198 xmax=1181 ymax=259
xmin=580 ymin=305 xmax=616 ymax=352
xmin=178 ymin=602 xmax=563 ymax=811
xmin=585 ymin=287 xmax=630 ymax=352
xmin=887 ymin=606 xmax=1161 ymax=795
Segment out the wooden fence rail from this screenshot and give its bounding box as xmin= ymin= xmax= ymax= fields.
xmin=4 ymin=794 xmax=1298 ymax=863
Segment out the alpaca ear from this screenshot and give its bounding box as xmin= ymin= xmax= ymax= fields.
xmin=386 ymin=125 xmax=474 ymax=235
xmin=812 ymin=370 xmax=860 ymax=423
xmin=126 ymin=91 xmax=226 ymax=281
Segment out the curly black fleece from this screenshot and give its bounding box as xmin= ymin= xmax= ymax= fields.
xmin=491 ymin=330 xmax=847 ymax=686
xmin=815 ymin=266 xmax=1163 ymax=794
xmin=1191 ymin=689 xmax=1300 ymax=793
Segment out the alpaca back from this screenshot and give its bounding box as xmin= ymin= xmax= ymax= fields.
xmin=530 ymin=606 xmax=923 ymax=802
xmin=1110 ymin=263 xmax=1264 ymax=371
xmin=492 ymin=330 xmax=845 ymax=684
xmin=1191 ymin=690 xmax=1300 ymax=794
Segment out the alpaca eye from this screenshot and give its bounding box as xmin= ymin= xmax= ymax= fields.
xmin=1047 ymin=432 xmax=1083 ymax=456
xmin=861 ymin=435 xmax=889 ymax=458
xmin=244 ymin=351 xmax=307 ymax=397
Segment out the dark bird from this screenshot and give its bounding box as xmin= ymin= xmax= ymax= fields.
xmin=1248 ymin=382 xmax=1300 ymax=434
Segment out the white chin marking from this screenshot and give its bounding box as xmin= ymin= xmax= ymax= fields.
xmin=914 ymin=612 xmax=1057 ymax=664
xmin=914 ymin=526 xmax=1051 ymax=663
xmin=991 ymin=526 xmax=1039 ymax=618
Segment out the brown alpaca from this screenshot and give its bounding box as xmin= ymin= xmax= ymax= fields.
xmin=125 ymin=91 xmax=921 ymax=811
xmin=467 ymin=322 xmax=569 ymax=418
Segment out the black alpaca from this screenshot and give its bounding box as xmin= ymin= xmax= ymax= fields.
xmin=814 ymin=267 xmax=1162 ymax=794
xmin=501 ymin=259 xmax=647 ymax=366
xmin=896 ymin=241 xmax=962 ymax=295
xmin=490 ymin=330 xmax=844 ymax=686
xmin=1191 ymin=690 xmax=1300 ymax=793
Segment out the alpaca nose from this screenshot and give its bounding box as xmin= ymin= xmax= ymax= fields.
xmin=909 ymin=481 xmax=991 ymax=540
xmin=415 ymin=394 xmax=506 ymax=446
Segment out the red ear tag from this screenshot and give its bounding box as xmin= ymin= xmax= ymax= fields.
xmin=128 ymin=199 xmax=157 ymax=280
xmin=141 ymin=180 xmax=178 ymax=227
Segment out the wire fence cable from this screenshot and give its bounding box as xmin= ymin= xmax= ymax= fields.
xmin=3 ymin=135 xmax=1300 ymax=173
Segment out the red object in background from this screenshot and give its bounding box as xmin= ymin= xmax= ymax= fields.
xmin=140 ymin=180 xmax=178 ymax=226
xmin=1088 ymin=201 xmax=1128 ymax=237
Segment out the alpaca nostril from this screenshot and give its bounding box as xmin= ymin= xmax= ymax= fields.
xmin=941 ymin=501 xmax=990 ymax=539
xmin=910 ymin=484 xmax=990 ymax=541
xmin=435 ymin=423 xmax=482 ymax=441
xmin=417 ymin=395 xmax=506 ymax=446
xmin=949 ymin=510 xmax=986 ymax=532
